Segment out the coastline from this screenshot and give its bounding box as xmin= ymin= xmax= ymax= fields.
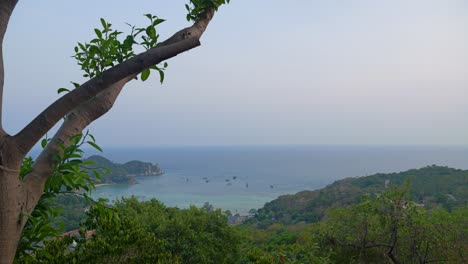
xmin=94 ymin=173 xmax=162 ymax=187
xmin=95 ymin=183 xmax=114 ymax=188
xmin=95 ymin=182 xmax=139 ymax=187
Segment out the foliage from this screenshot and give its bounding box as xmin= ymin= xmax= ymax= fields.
xmin=72 ymin=16 xmax=167 ymax=82
xmin=22 ymin=178 xmax=467 ymax=263
xmin=15 ymin=132 xmax=108 ymax=262
xmin=239 ymin=185 xmax=467 ymax=263
xmin=50 ymin=194 xmax=90 ymax=231
xmin=185 ymin=0 xmax=231 ymax=21
xmin=31 ymin=198 xmax=241 ymax=264
xmin=317 ymin=185 xmax=467 ymax=263
xmin=251 ymin=166 xmax=468 ymax=227
xmin=66 ymin=0 xmax=231 ymax=85
xmin=238 ymin=223 xmax=331 ymax=264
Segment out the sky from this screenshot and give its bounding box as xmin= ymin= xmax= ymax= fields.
xmin=3 ymin=0 xmax=468 ymax=147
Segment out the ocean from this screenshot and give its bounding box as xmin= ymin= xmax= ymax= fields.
xmin=89 ymin=145 xmax=468 ymax=214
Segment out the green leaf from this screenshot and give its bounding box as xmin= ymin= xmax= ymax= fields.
xmin=82 ymin=160 xmax=95 ymax=165
xmin=70 ymin=134 xmax=83 ymax=144
xmin=141 ymin=68 xmax=150 ymax=81
xmin=57 ymin=88 xmax=70 ymax=94
xmin=89 ymin=45 xmax=100 ymax=56
xmin=78 ymin=42 xmax=86 ymax=51
xmin=87 ymin=141 xmax=103 ymax=152
xmin=157 ymin=68 xmax=165 ymax=84
xmin=158 ymin=70 xmax=164 ymax=84
xmin=92 ymin=169 xmax=101 ymax=179
xmin=41 ymin=138 xmax=48 ymax=148
xmin=146 ymin=26 xmax=156 ymax=40
xmin=94 ymin=28 xmax=102 ymax=39
xmin=104 ymin=59 xmax=113 ymax=66
xmin=68 ymin=154 xmax=82 ymax=159
xmin=153 ymin=18 xmax=165 ymax=26
xmin=100 ymin=18 xmax=107 ymax=29
xmin=63 ymin=175 xmax=72 ymax=187
xmin=123 ymin=35 xmax=134 ymax=49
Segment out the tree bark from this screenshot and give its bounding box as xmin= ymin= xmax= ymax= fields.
xmin=0 ymin=0 xmax=19 ymax=133
xmin=0 ymin=172 xmax=23 ymax=264
xmin=0 ymin=137 xmax=26 ymax=264
xmin=0 ymin=2 xmax=21 ymax=263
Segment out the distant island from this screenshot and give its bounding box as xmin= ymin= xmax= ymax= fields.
xmin=85 ymin=155 xmax=164 ymax=185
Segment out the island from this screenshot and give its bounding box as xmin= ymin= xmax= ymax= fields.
xmin=85 ymin=155 xmax=164 ymax=185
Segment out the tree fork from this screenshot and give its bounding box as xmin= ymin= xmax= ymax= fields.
xmin=0 ymin=138 xmax=27 ymax=264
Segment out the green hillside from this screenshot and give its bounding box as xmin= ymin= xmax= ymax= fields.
xmin=32 ymin=165 xmax=466 ymax=263
xmin=252 ymin=165 xmax=467 ymax=227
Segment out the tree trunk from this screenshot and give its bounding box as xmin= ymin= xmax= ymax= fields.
xmin=0 ymin=169 xmax=23 ymax=264
xmin=0 ymin=137 xmax=31 ymax=264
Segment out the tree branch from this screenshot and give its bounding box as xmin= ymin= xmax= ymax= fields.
xmin=387 ymin=227 xmax=400 ymax=264
xmin=23 ymin=76 xmax=133 ymax=203
xmin=0 ymin=0 xmax=19 ymax=133
xmin=13 ymin=8 xmax=218 ymax=156
xmin=14 ymin=39 xmax=198 ymax=156
xmin=159 ymin=8 xmax=215 ymax=46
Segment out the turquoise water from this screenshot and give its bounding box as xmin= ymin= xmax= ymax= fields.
xmin=90 ymin=145 xmax=468 ymax=214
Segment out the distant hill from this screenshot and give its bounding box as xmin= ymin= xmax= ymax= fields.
xmin=252 ymin=165 xmax=467 ymax=227
xmin=85 ymin=155 xmax=163 ymax=184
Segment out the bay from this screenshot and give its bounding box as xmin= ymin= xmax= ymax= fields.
xmin=90 ymin=145 xmax=468 ymax=214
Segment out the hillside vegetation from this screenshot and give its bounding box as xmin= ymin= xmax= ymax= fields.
xmin=23 ymin=165 xmax=467 ymax=263
xmin=30 ymin=187 xmax=468 ymax=263
xmin=253 ymin=166 xmax=467 ymax=227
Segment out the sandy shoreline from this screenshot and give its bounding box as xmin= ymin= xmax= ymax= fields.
xmin=94 ymin=183 xmax=114 ymax=188
xmin=95 ymin=182 xmax=138 ymax=187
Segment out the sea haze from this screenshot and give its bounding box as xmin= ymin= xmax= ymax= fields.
xmin=89 ymin=145 xmax=468 ymax=214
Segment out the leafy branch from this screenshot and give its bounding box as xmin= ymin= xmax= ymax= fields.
xmin=185 ymin=0 xmax=231 ymax=21
xmin=16 ymin=132 xmax=111 ymax=261
xmin=73 ymin=15 xmax=168 ymax=83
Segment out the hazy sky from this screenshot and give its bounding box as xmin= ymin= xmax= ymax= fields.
xmin=3 ymin=0 xmax=468 ymax=147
